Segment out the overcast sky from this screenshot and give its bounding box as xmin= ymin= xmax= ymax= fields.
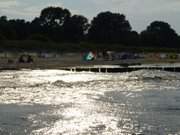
xmin=0 ymin=0 xmax=180 ymax=33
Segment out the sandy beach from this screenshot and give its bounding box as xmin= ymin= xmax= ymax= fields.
xmin=1 ymin=54 xmax=180 ymax=70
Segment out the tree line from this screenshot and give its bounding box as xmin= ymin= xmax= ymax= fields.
xmin=0 ymin=6 xmax=180 ymax=49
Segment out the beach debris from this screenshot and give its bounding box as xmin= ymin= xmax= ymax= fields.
xmin=18 ymin=54 xmax=33 ymax=63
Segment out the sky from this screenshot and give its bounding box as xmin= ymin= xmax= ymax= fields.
xmin=0 ymin=0 xmax=180 ymax=34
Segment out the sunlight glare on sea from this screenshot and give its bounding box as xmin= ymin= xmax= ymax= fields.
xmin=0 ymin=69 xmax=180 ymax=134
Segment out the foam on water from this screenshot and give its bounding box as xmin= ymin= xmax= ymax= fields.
xmin=0 ymin=69 xmax=180 ymax=134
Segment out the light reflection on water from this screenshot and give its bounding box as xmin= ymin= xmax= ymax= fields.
xmin=0 ymin=70 xmax=180 ymax=134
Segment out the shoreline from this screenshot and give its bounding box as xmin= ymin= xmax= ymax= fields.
xmin=1 ymin=60 xmax=180 ymax=73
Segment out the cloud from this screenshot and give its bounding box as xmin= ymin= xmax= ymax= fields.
xmin=0 ymin=0 xmax=64 ymax=20
xmin=88 ymin=0 xmax=180 ymax=33
xmin=0 ymin=0 xmax=17 ymax=8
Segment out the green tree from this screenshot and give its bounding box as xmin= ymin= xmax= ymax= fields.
xmin=126 ymin=31 xmax=140 ymax=46
xmin=88 ymin=11 xmax=132 ymax=43
xmin=28 ymin=34 xmax=50 ymax=42
xmin=38 ymin=7 xmax=71 ymax=41
xmin=8 ymin=19 xmax=30 ymax=40
xmin=141 ymin=21 xmax=179 ymax=47
xmin=40 ymin=7 xmax=71 ymax=27
xmin=0 ymin=16 xmax=30 ymax=40
xmin=63 ymin=15 xmax=89 ymax=42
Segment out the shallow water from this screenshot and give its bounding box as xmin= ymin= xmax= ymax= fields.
xmin=0 ymin=69 xmax=180 ymax=135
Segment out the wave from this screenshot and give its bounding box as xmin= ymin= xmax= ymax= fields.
xmin=127 ymin=70 xmax=180 ymax=81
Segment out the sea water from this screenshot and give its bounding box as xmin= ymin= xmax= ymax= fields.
xmin=0 ymin=69 xmax=180 ymax=135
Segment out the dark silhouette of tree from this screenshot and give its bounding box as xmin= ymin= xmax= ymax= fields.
xmin=63 ymin=15 xmax=89 ymax=42
xmin=0 ymin=16 xmax=7 ymax=42
xmin=141 ymin=21 xmax=179 ymax=47
xmin=1 ymin=7 xmax=180 ymax=51
xmin=126 ymin=31 xmax=140 ymax=46
xmin=0 ymin=33 xmax=5 ymax=44
xmin=0 ymin=16 xmax=13 ymax=39
xmin=32 ymin=7 xmax=89 ymax=42
xmin=37 ymin=7 xmax=71 ymax=41
xmin=8 ymin=19 xmax=30 ymax=40
xmin=40 ymin=7 xmax=71 ymax=27
xmin=28 ymin=34 xmax=50 ymax=42
xmin=88 ymin=11 xmax=132 ymax=43
xmin=0 ymin=16 xmax=30 ymax=40
xmin=30 ymin=17 xmax=44 ymax=35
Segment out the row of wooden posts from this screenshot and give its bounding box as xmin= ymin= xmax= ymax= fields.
xmin=65 ymin=66 xmax=180 ymax=73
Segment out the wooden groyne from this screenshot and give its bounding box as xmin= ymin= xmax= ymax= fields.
xmin=1 ymin=63 xmax=180 ymax=73
xmin=62 ymin=66 xmax=180 ymax=73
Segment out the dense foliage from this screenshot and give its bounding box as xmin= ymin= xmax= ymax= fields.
xmin=140 ymin=21 xmax=179 ymax=48
xmin=0 ymin=6 xmax=180 ymax=51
